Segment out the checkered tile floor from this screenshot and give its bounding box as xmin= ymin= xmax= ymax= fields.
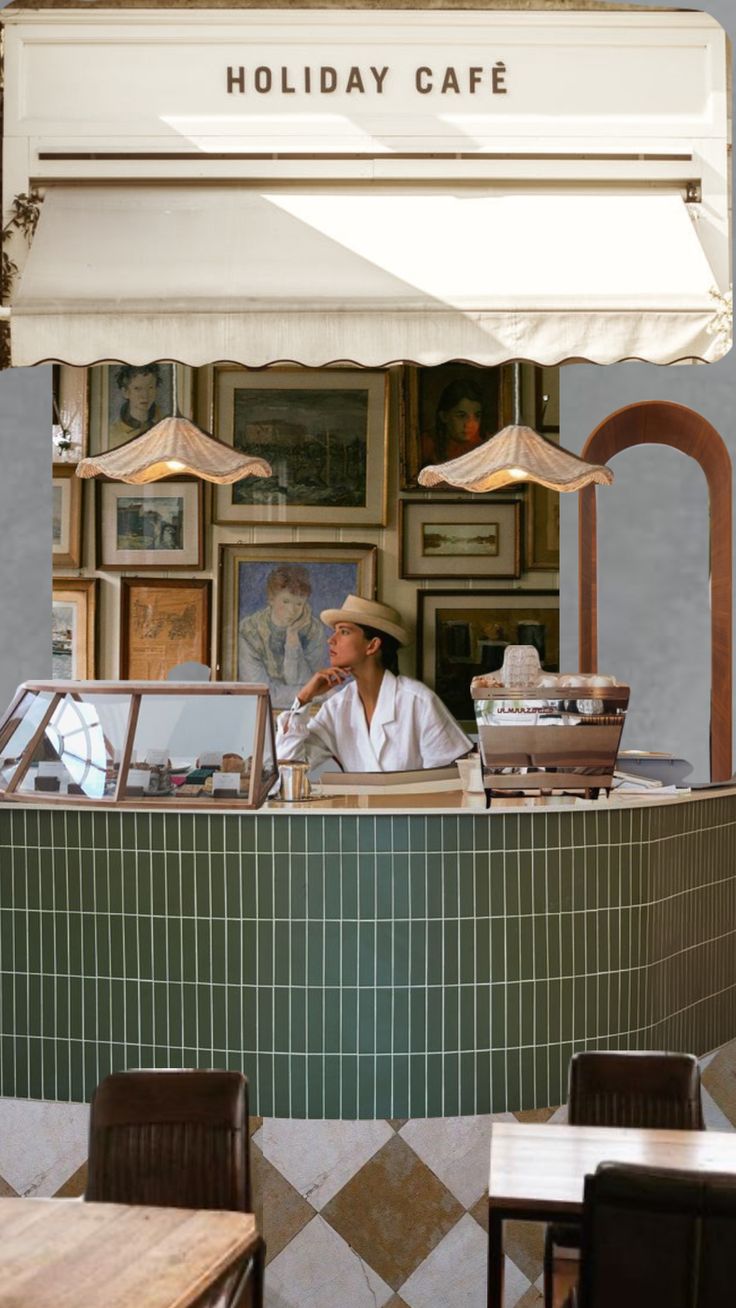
xmin=1 ymin=1041 xmax=734 ymax=1307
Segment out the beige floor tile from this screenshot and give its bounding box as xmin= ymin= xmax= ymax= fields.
xmin=322 ymin=1134 xmax=464 ymax=1289
xmin=513 ymin=1108 xmax=559 ymax=1124
xmin=399 ymin=1114 xmax=495 ymax=1208
xmin=251 ymin=1141 xmax=315 ymax=1264
xmin=503 ymin=1220 xmax=545 ymax=1286
xmin=54 ymin=1162 xmax=87 ymax=1198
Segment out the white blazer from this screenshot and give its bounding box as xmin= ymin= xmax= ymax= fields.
xmin=276 ymin=671 xmax=472 ymax=773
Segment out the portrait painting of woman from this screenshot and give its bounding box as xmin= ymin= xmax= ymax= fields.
xmin=402 ymin=363 xmax=505 ymax=488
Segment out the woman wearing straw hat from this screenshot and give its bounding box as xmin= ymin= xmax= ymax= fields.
xmin=277 ymin=595 xmax=472 ymax=773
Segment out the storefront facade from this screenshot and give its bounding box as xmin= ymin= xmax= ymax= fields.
xmin=0 ymin=5 xmax=734 ymax=1306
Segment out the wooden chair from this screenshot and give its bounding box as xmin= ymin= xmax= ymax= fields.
xmin=544 ymin=1051 xmax=704 ymax=1308
xmin=564 ymin=1160 xmax=736 ymax=1307
xmin=85 ymin=1069 xmax=263 ymax=1308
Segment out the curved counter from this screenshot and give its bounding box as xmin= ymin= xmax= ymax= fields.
xmin=1 ymin=787 xmax=734 ymax=1117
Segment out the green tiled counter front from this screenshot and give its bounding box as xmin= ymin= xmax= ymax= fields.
xmin=0 ymin=797 xmax=735 ymax=1117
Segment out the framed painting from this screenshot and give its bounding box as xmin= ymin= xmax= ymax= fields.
xmin=218 ymin=543 xmax=377 ymax=706
xmin=52 ymin=578 xmax=96 ymax=679
xmin=212 ymin=368 xmax=388 ymax=526
xmin=120 ymin=578 xmax=211 ymax=680
xmin=400 ymin=499 xmax=521 ymax=579
xmin=526 ymin=483 xmax=560 ymax=570
xmin=52 ymin=365 xmax=87 ymax=464
xmin=401 ymin=363 xmax=512 ymax=489
xmin=98 ymin=480 xmax=202 ymax=570
xmin=89 ymin=363 xmax=193 ymax=453
xmin=52 ymin=464 xmax=83 ymax=568
xmin=417 ymin=590 xmax=559 ymax=723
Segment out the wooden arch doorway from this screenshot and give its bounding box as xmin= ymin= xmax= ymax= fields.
xmin=578 ymin=401 xmax=732 ymax=781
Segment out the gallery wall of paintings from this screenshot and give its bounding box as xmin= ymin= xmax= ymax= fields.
xmin=51 ymin=361 xmax=560 ymax=723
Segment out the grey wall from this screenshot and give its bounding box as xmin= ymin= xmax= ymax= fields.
xmin=0 ymin=366 xmax=51 ymax=708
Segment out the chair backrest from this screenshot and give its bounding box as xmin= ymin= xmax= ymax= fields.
xmin=578 ymin=1161 xmax=736 ymax=1308
xmin=568 ymin=1051 xmax=704 ymax=1130
xmin=85 ymin=1070 xmax=251 ymax=1212
xmin=166 ymin=661 xmax=211 ymax=682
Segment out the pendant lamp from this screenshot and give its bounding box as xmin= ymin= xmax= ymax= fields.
xmin=76 ymin=369 xmax=272 ymax=485
xmin=418 ymin=423 xmax=613 ymax=493
xmin=418 ymin=365 xmax=612 ymax=494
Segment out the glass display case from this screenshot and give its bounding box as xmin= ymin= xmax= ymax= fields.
xmin=0 ymin=682 xmax=277 ymax=808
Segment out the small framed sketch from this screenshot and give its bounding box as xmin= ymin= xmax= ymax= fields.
xmin=89 ymin=363 xmax=193 ymax=454
xmin=212 ymin=367 xmax=388 ymax=526
xmin=417 ymin=589 xmax=559 ymax=722
xmin=218 ymin=542 xmax=377 ymax=705
xmin=52 ymin=464 xmax=83 ymax=568
xmin=400 ymin=500 xmax=520 ymax=579
xmin=52 ymin=578 xmax=96 ymax=679
xmin=120 ymin=578 xmax=211 ymax=680
xmin=98 ymin=481 xmax=203 ymax=570
xmin=401 ymin=362 xmax=512 ymax=489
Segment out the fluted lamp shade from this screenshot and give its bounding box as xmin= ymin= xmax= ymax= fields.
xmin=418 ymin=424 xmax=613 ymax=493
xmin=76 ymin=416 xmax=272 ymax=485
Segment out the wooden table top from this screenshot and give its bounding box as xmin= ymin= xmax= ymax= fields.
xmin=489 ymin=1121 xmax=736 ymax=1215
xmin=0 ymin=1197 xmax=258 ymax=1308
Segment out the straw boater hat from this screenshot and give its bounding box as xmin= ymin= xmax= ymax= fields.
xmin=320 ymin=595 xmax=410 ymax=646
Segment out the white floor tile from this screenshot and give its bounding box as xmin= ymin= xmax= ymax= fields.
xmin=258 ymin=1118 xmax=393 ymax=1211
xmin=400 ymin=1213 xmax=516 ymax=1308
xmin=265 ymin=1215 xmax=393 ymax=1308
xmin=0 ymin=1097 xmax=88 ymax=1197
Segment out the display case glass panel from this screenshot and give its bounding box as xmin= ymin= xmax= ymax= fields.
xmin=0 ymin=683 xmax=277 ymax=808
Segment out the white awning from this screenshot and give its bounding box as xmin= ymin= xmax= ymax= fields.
xmin=10 ymin=183 xmax=728 ymax=367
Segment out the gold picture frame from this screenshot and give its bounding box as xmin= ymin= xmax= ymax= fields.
xmin=52 ymin=464 xmax=83 ymax=569
xmin=98 ymin=480 xmax=203 ymax=571
xmin=401 ymin=363 xmax=513 ymax=490
xmin=89 ymin=363 xmax=193 ymax=454
xmin=218 ymin=542 xmax=377 ymax=705
xmin=400 ymin=499 xmax=521 ymax=580
xmin=120 ymin=578 xmax=211 ymax=681
xmin=417 ymin=589 xmax=559 ymax=723
xmin=52 ymin=578 xmax=96 ymax=679
xmin=210 ymin=367 xmax=388 ymax=526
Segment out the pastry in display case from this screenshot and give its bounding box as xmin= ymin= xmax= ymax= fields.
xmin=0 ymin=682 xmax=277 ymax=808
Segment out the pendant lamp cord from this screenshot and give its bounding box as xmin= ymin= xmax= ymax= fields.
xmin=511 ymin=362 xmax=522 ymax=426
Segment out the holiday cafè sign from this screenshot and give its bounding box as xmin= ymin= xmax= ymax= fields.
xmin=2 ymin=9 xmax=724 ymax=161
xmin=225 ymin=62 xmax=508 ymax=97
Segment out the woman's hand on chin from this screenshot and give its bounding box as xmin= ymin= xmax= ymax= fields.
xmin=297 ymin=666 xmax=351 ymax=706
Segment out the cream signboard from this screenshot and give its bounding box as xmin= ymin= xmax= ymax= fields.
xmin=1 ymin=9 xmax=727 ymax=155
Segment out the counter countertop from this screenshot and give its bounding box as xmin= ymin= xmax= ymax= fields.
xmin=0 ymin=784 xmax=733 ymax=816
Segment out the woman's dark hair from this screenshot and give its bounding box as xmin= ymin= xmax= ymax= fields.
xmin=358 ymin=624 xmax=400 ymax=675
xmin=435 ymin=378 xmax=484 ymax=441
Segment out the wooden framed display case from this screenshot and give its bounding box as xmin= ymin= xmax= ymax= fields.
xmin=0 ymin=682 xmax=277 ymax=809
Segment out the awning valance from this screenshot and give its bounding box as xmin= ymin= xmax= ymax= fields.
xmin=9 ymin=183 xmax=728 ymax=368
